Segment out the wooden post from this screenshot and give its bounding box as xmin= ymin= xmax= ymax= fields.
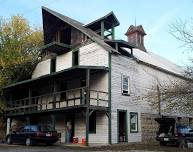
xmin=86 ymin=69 xmax=90 ymax=106
xmin=157 ymin=85 xmax=161 ymax=115
xmin=53 ymin=80 xmax=57 ymax=109
xmin=85 ymin=108 xmax=89 ymax=146
xmin=51 ymin=114 xmax=55 ymax=130
xmin=112 ymin=27 xmax=115 ymax=40
xmin=85 ymin=69 xmax=90 ymax=146
xmin=101 ymin=20 xmax=104 ymax=39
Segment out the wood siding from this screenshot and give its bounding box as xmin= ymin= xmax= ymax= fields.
xmin=111 ymin=54 xmax=185 ymax=143
xmin=56 ymin=51 xmax=72 ymax=72
xmin=74 ymin=112 xmax=108 ymax=144
xmin=32 ymin=59 xmax=51 ymax=78
xmin=79 ymin=42 xmax=109 ymax=67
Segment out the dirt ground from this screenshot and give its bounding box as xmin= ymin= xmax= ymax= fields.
xmin=0 ymin=143 xmax=193 ymax=152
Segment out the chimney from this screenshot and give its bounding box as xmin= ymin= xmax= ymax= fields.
xmin=125 ymin=25 xmax=146 ymax=51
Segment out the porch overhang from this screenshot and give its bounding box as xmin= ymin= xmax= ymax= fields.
xmin=4 ymin=66 xmax=109 ymax=91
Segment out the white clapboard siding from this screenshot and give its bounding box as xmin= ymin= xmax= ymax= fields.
xmin=56 ymin=51 xmax=72 ymax=72
xmin=89 ymin=112 xmax=108 ymax=144
xmin=79 ymin=42 xmax=109 ymax=67
xmin=111 ymin=54 xmax=184 ymax=143
xmin=74 ymin=112 xmax=108 ymax=144
xmin=32 ymin=59 xmax=51 ymax=78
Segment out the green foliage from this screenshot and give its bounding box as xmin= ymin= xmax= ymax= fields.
xmin=0 ymin=15 xmax=43 ymax=113
xmin=0 ymin=15 xmax=43 ymax=88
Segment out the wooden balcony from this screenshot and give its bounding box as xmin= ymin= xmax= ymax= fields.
xmin=6 ymin=87 xmax=109 ymax=116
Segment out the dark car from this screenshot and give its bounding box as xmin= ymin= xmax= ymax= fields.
xmin=6 ymin=125 xmax=59 ymax=146
xmin=155 ymin=117 xmax=193 ymax=148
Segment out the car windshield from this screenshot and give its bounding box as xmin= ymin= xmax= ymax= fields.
xmin=177 ymin=125 xmax=193 ymax=134
xmin=24 ymin=125 xmax=40 ymax=132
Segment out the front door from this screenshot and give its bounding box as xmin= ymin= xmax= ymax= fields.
xmin=65 ymin=115 xmax=74 ymax=143
xmin=118 ymin=110 xmax=128 ymax=143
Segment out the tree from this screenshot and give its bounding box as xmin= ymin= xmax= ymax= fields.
xmin=144 ymin=18 xmax=193 ymax=116
xmin=0 ymin=15 xmax=43 ymax=88
xmin=0 ymin=15 xmax=43 ymax=113
xmin=170 ymin=19 xmax=193 ymax=52
xmin=145 ymin=79 xmax=193 ymax=116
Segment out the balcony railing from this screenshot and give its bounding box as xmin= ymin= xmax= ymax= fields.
xmin=6 ymin=87 xmax=109 ymax=115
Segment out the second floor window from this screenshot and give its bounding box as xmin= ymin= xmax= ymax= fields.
xmin=50 ymin=58 xmax=56 ymax=73
xmin=72 ymin=50 xmax=79 ymax=66
xmin=122 ymin=75 xmax=130 ymax=95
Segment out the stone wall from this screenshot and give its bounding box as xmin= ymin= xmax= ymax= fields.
xmin=141 ymin=113 xmax=158 ymax=143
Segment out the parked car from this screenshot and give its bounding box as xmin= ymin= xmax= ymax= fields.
xmin=155 ymin=117 xmax=193 ymax=148
xmin=6 ymin=125 xmax=59 ymax=146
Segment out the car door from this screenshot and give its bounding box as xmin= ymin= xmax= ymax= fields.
xmin=11 ymin=127 xmax=24 ymax=143
xmin=17 ymin=127 xmax=27 ymax=143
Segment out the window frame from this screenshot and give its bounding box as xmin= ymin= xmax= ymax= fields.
xmin=130 ymin=112 xmax=138 ymax=133
xmin=121 ymin=75 xmax=130 ymax=95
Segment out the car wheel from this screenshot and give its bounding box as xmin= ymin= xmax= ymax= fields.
xmin=25 ymin=137 xmax=32 ymax=146
xmin=7 ymin=136 xmax=12 ymax=144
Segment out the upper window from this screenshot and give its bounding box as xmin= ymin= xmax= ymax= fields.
xmin=122 ymin=75 xmax=130 ymax=95
xmin=72 ymin=50 xmax=79 ymax=66
xmin=50 ymin=58 xmax=56 ymax=73
xmin=130 ymin=112 xmax=138 ymax=133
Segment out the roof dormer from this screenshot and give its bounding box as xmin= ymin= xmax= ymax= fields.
xmin=84 ymin=12 xmax=120 ymax=40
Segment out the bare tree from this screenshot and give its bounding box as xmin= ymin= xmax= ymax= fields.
xmin=170 ymin=19 xmax=193 ymax=51
xmin=145 ymin=79 xmax=193 ymax=116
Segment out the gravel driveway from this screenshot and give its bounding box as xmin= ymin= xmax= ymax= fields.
xmin=0 ymin=143 xmax=191 ymax=152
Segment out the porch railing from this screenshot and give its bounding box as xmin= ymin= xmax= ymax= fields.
xmin=6 ymin=87 xmax=109 ymax=115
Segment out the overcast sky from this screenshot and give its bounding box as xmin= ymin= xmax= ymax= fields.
xmin=0 ymin=0 xmax=193 ymax=66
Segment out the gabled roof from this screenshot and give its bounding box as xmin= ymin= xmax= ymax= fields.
xmin=84 ymin=11 xmax=120 ymax=31
xmin=42 ymin=7 xmax=119 ymax=54
xmin=122 ymin=47 xmax=185 ymax=78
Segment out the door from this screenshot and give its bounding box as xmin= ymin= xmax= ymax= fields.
xmin=118 ymin=110 xmax=128 ymax=142
xmin=65 ymin=115 xmax=74 ymax=143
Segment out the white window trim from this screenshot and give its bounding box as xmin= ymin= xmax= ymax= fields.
xmin=130 ymin=112 xmax=138 ymax=133
xmin=121 ymin=75 xmax=131 ymax=95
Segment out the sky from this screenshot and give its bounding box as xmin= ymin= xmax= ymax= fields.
xmin=0 ymin=0 xmax=193 ymax=66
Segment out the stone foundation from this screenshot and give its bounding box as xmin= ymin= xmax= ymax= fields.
xmin=141 ymin=113 xmax=159 ymax=143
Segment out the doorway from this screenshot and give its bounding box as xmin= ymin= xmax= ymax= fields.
xmin=118 ymin=110 xmax=128 ymax=142
xmin=65 ymin=114 xmax=74 ymax=143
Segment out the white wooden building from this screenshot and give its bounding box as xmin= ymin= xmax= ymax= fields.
xmin=3 ymin=7 xmax=191 ymax=145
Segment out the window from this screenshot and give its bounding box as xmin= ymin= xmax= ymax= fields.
xmin=89 ymin=112 xmax=96 ymax=133
xmin=72 ymin=50 xmax=79 ymax=66
xmin=130 ymin=112 xmax=138 ymax=133
xmin=50 ymin=58 xmax=56 ymax=73
xmin=122 ymin=75 xmax=130 ymax=95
